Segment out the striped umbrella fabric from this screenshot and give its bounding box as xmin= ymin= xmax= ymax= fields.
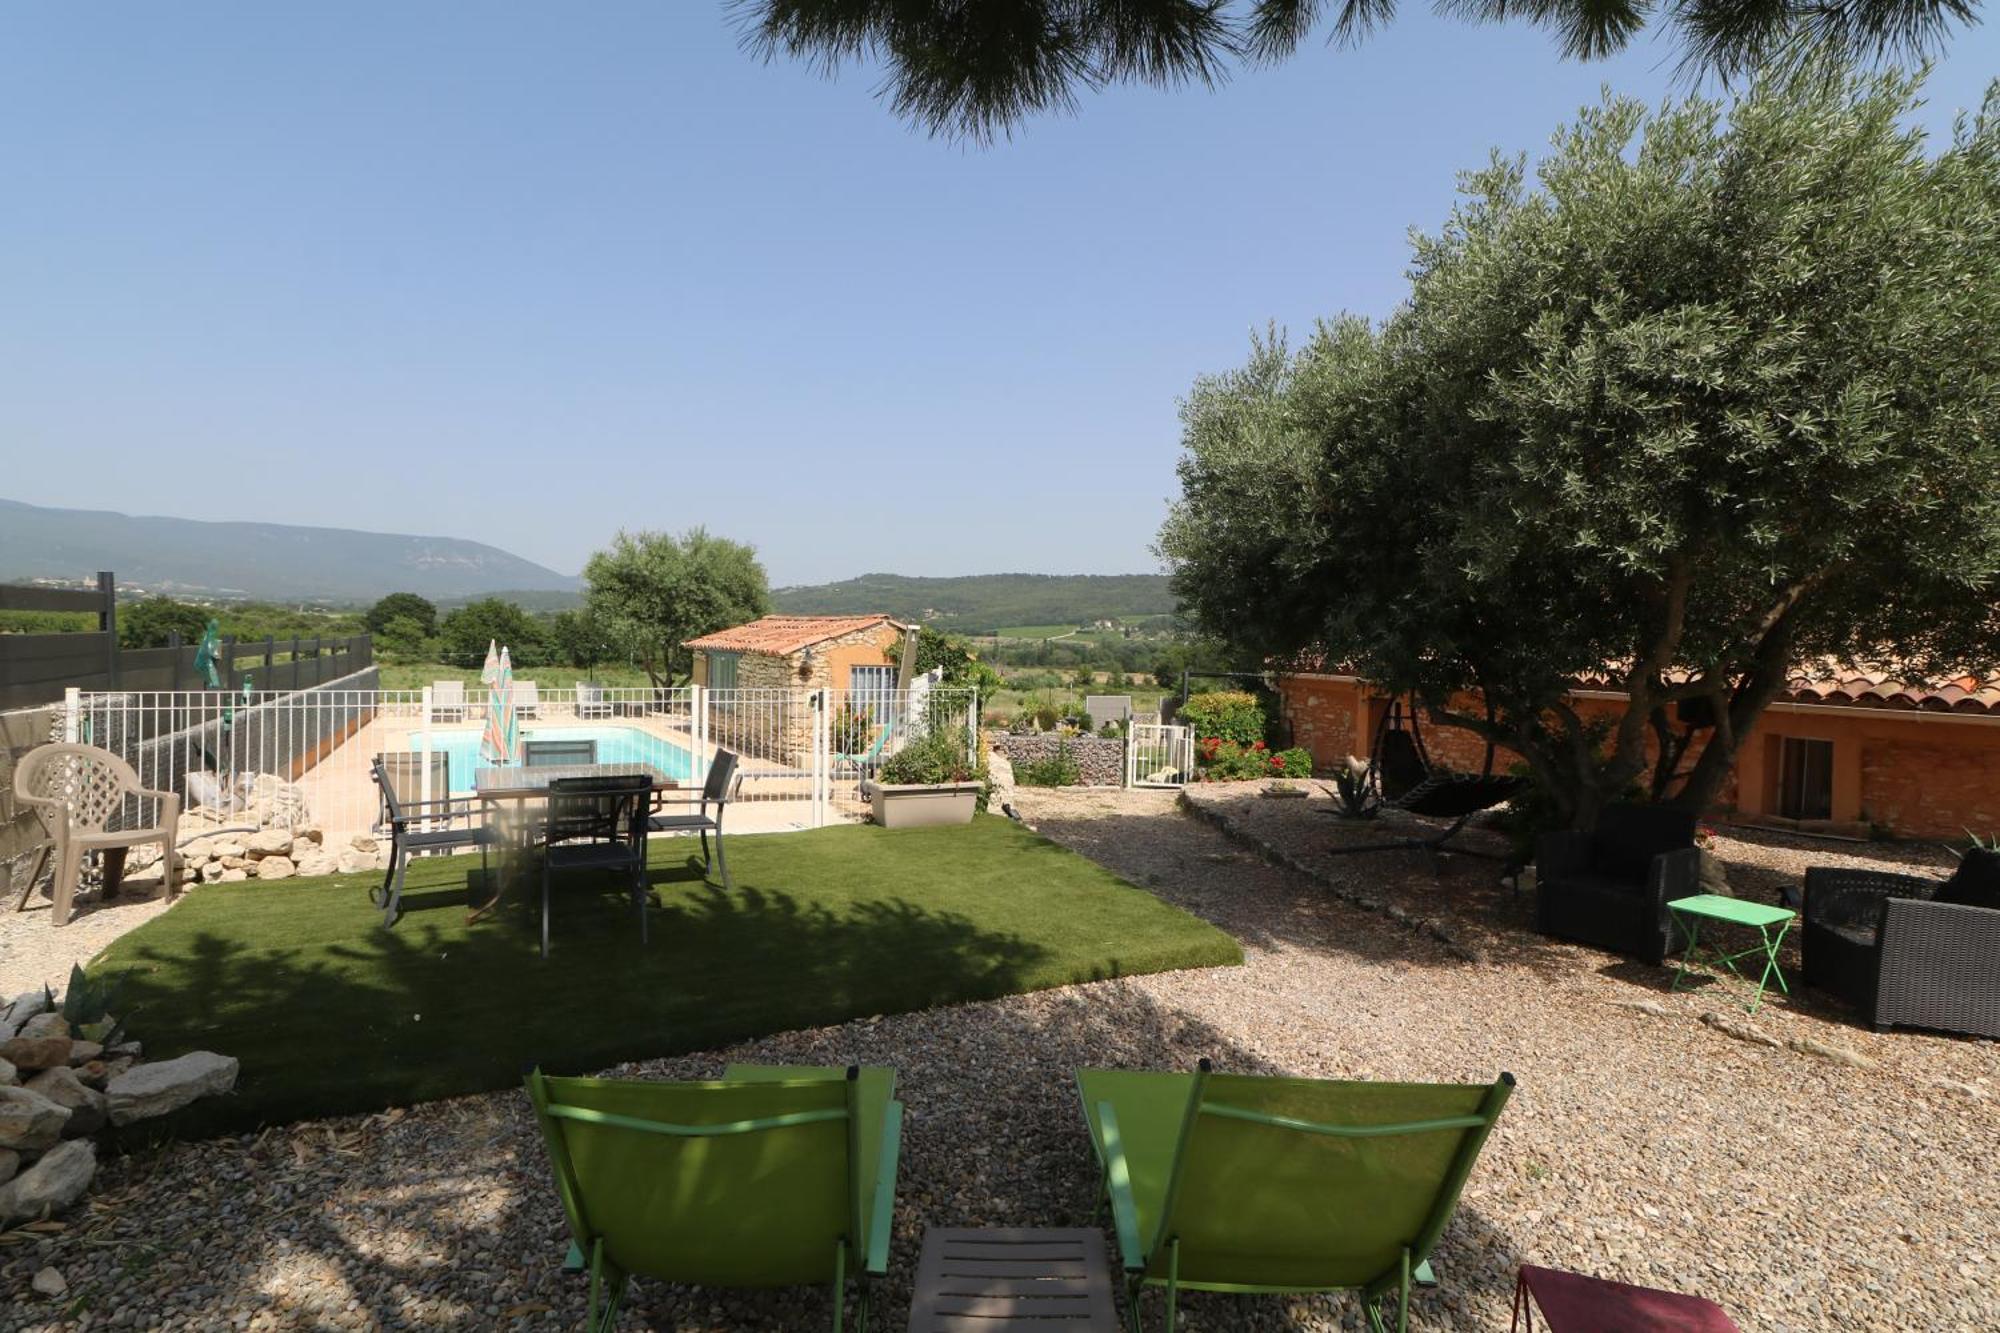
xmin=480 ymin=641 xmax=513 ymax=766
xmin=497 ymin=647 xmax=521 ymax=765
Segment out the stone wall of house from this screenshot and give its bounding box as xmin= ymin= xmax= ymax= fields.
xmin=993 ymin=734 xmax=1125 ymax=786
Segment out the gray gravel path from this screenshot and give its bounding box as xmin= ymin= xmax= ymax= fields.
xmin=3 ymin=789 xmax=1995 ymax=1331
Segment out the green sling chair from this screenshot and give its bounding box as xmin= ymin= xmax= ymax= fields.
xmin=524 ymin=1063 xmax=904 ymax=1333
xmin=1075 ymin=1060 xmax=1514 ymax=1333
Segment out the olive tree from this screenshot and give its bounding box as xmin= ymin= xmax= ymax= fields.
xmin=583 ymin=529 xmax=771 ymax=688
xmin=1162 ymin=54 xmax=2000 ymax=827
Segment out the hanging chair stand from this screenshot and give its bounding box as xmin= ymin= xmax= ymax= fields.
xmin=1319 ymin=697 xmax=1523 ymax=867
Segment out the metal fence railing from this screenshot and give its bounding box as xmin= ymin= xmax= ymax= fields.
xmin=67 ymin=684 xmax=981 ymax=845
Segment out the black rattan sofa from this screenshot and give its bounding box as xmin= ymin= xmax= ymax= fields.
xmin=1802 ymin=850 xmax=2000 ymax=1038
xmin=1534 ymin=803 xmax=1701 ymax=964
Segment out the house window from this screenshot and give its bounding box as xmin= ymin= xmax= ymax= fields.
xmin=708 ymin=651 xmax=739 ymax=691
xmin=1777 ymin=737 xmax=1834 ymax=820
xmin=848 ymin=665 xmax=897 ymax=694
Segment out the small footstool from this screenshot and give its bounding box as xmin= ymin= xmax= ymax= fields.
xmin=1512 ymin=1264 xmax=1741 ymax=1332
xmin=909 ymin=1227 xmax=1121 ymax=1331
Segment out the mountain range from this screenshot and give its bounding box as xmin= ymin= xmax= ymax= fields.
xmin=771 ymin=572 xmax=1174 ymax=632
xmin=0 ymin=498 xmax=580 ymax=602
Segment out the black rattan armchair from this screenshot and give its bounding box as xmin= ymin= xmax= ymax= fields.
xmin=1803 ymin=853 xmax=2000 ymax=1037
xmin=1534 ymin=803 xmax=1701 ymax=964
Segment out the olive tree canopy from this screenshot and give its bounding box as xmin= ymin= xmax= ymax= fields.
xmin=1160 ymin=54 xmax=2000 ymax=825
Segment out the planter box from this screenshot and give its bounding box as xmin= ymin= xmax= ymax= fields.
xmin=864 ymin=780 xmax=980 ymax=829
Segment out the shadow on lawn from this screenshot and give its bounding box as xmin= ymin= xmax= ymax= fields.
xmin=104 ymin=860 xmax=1063 ymax=1141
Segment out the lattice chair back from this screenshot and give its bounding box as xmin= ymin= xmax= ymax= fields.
xmin=14 ymin=743 xmax=142 ymax=834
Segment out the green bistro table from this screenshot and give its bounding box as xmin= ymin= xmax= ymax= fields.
xmin=1667 ymin=895 xmax=1797 ymax=1014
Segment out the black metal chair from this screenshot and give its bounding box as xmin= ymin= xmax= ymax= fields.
xmin=539 ymin=772 xmax=652 ymax=959
xmin=648 ymin=750 xmax=741 ymax=891
xmin=1802 ymin=851 xmax=2000 ymax=1036
xmin=524 ymin=738 xmax=598 ymax=768
xmin=371 ymin=756 xmax=499 ymax=929
xmin=1534 ymin=803 xmax=1701 ymax=964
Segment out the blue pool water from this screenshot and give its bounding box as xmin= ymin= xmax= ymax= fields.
xmin=408 ymin=725 xmax=696 ymax=788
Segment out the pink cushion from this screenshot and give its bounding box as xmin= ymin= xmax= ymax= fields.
xmin=1516 ymin=1265 xmax=1741 ymax=1333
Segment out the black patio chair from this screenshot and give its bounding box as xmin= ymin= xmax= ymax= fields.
xmin=1534 ymin=803 xmax=1700 ymax=964
xmin=539 ymin=772 xmax=652 ymax=959
xmin=1802 ymin=850 xmax=2000 ymax=1037
xmin=648 ymin=749 xmax=741 ymax=891
xmin=371 ymin=756 xmax=500 ymax=929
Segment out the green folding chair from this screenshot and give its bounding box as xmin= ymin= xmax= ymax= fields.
xmin=524 ymin=1063 xmax=904 ymax=1332
xmin=1075 ymin=1060 xmax=1514 ymax=1333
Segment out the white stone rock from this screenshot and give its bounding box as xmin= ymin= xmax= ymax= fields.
xmin=201 ymin=860 xmax=227 ymax=882
xmin=66 ymin=1041 xmax=103 ymax=1066
xmin=294 ymin=851 xmax=339 ymax=878
xmin=182 ymin=838 xmax=218 ymax=861
xmin=219 ymin=869 xmax=250 ymax=882
xmin=0 ymin=1085 xmax=72 ymax=1151
xmin=20 ymin=1014 xmax=68 ymax=1041
xmin=212 ymin=841 xmax=246 ymax=859
xmin=0 ymin=1057 xmax=15 ymax=1086
xmin=25 ymin=1066 xmax=107 ymax=1137
xmin=2 ymin=993 xmax=45 ymax=1028
xmin=31 ymin=1266 xmax=66 ymax=1297
xmin=0 ymin=1018 xmax=15 ymax=1044
xmin=0 ymin=1147 xmax=17 ymax=1184
xmin=0 ymin=1140 xmax=96 ymax=1225
xmin=350 ymin=834 xmax=379 ymax=854
xmin=255 ymin=856 xmax=297 ymax=881
xmin=247 ymin=828 xmax=293 ymax=857
xmin=297 ymin=828 xmax=324 ymax=845
xmin=106 ymin=1051 xmax=239 ymax=1126
xmin=336 ymin=849 xmax=369 ymax=874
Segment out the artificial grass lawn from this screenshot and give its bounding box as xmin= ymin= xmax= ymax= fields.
xmin=96 ymin=816 xmax=1241 ymax=1135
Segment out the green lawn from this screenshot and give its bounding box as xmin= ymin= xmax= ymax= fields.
xmin=96 ymin=818 xmax=1240 ymax=1136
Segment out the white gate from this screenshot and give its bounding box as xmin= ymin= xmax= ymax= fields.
xmin=1127 ymin=723 xmax=1194 ymax=788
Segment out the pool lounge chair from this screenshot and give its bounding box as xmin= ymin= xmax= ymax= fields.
xmin=576 ymin=682 xmax=613 ymax=719
xmin=431 ymin=679 xmax=467 ymax=722
xmin=1076 ymin=1060 xmax=1514 ymax=1333
xmin=514 ymin=679 xmax=541 ymax=719
xmin=525 ymin=1063 xmax=903 ymax=1333
xmin=833 ymin=723 xmax=895 ymax=774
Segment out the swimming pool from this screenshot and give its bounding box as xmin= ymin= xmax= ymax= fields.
xmin=407 ymin=725 xmax=697 ymax=788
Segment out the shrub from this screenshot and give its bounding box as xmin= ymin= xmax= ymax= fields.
xmin=1016 ymin=742 xmax=1082 ymax=788
xmin=832 ymin=702 xmax=879 ymax=754
xmin=1016 ymin=692 xmax=1065 ymax=731
xmin=1193 ymin=738 xmax=1310 ymax=781
xmin=1178 ymin=691 xmax=1264 ymax=746
xmin=878 ymin=728 xmax=990 ymax=811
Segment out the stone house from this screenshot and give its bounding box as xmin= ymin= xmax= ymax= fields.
xmin=1276 ymin=666 xmax=2000 ymax=841
xmin=685 ymin=615 xmax=911 ymax=765
xmin=685 ymin=615 xmax=910 ymax=694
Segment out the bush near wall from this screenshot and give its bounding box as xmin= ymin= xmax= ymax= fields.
xmin=1178 ymin=691 xmax=1264 ymax=746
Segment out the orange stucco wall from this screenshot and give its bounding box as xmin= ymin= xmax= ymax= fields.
xmin=1276 ymin=673 xmax=1993 ymax=839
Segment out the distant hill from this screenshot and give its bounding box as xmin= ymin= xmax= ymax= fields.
xmin=771 ymin=572 xmax=1176 ymax=633
xmin=0 ymin=498 xmax=580 ymax=603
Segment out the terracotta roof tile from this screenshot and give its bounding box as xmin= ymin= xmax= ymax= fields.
xmin=683 ymin=615 xmax=905 ymax=656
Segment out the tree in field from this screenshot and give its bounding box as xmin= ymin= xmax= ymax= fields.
xmin=907 ymin=625 xmax=1005 ymax=695
xmin=738 ymin=0 xmax=1979 ymax=140
xmin=438 ymin=598 xmax=544 ymax=666
xmin=583 ymin=529 xmax=771 ymax=688
xmin=545 ymin=607 xmax=612 ymax=671
xmin=1160 ymin=54 xmax=2000 ymax=828
xmin=364 ymin=593 xmax=437 ymax=640
xmin=118 ymin=598 xmax=209 ymax=649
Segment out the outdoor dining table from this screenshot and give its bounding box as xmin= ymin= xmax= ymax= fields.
xmin=467 ymin=763 xmax=678 ymax=918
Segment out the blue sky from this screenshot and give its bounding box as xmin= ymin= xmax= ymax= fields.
xmin=2 ymin=6 xmax=1993 ymax=587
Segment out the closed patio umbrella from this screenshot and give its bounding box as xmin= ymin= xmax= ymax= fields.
xmin=481 ymin=642 xmax=520 ymax=767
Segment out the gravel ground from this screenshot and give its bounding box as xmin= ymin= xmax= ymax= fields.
xmin=3 ymin=789 xmax=1995 ymax=1331
xmin=0 ymin=870 xmax=175 ymax=994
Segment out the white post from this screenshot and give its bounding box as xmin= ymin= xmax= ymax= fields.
xmin=690 ymin=684 xmax=708 ymax=772
xmin=63 ymin=686 xmax=80 ymax=743
xmin=966 ymin=691 xmax=978 ymax=764
xmin=810 ymin=688 xmax=829 ymax=828
xmin=418 ymin=685 xmax=435 ymax=823
xmin=1125 ymin=728 xmax=1135 ymax=789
